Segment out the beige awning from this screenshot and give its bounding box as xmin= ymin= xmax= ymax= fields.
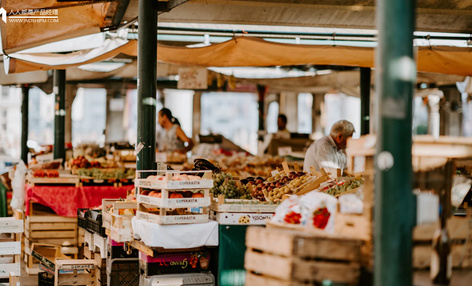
xmin=6 ymin=37 xmax=472 ymax=77
xmin=0 ymin=1 xmax=113 ymax=54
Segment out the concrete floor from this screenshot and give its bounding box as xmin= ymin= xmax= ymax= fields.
xmin=2 ymin=262 xmax=471 ymax=285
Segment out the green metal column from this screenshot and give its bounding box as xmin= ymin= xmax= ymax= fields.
xmin=136 ymin=0 xmax=157 ymax=171
xmin=53 ymin=70 xmax=66 ymax=163
xmin=360 ymin=67 xmax=371 ymax=135
xmin=375 ymin=1 xmax=417 ymax=286
xmin=20 ymin=85 xmax=30 ymax=163
xmin=257 ymin=85 xmax=266 ymax=133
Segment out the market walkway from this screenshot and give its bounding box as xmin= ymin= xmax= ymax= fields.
xmin=3 ymin=264 xmax=471 ymax=286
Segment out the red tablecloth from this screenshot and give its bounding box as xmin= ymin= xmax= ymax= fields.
xmin=25 ymin=184 xmax=134 ymax=217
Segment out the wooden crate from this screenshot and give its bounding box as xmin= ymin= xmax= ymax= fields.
xmin=109 ymin=214 xmax=134 ymax=242
xmin=93 ymin=253 xmax=107 ymax=286
xmin=137 ymin=188 xmax=211 ymax=208
xmin=136 ymin=204 xmax=209 ymax=225
xmin=78 ymin=227 xmax=85 ymax=246
xmin=245 ymin=227 xmax=362 ymax=285
xmin=0 ymin=210 xmax=23 ymax=281
xmin=25 ymin=215 xmax=78 ymax=240
xmin=27 ymin=175 xmax=80 ymax=187
xmin=413 ymin=216 xmax=470 ymax=242
xmin=102 ymin=199 xmax=137 ymax=229
xmin=53 ymin=259 xmax=97 ymax=286
xmin=413 ymin=243 xmax=472 ymax=269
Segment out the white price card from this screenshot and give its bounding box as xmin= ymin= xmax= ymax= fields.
xmin=278 ymin=146 xmax=292 ymax=156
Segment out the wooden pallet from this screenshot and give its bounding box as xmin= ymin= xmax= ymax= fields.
xmin=244 ymin=227 xmax=362 ymax=286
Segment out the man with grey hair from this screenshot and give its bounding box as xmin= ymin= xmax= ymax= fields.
xmin=303 ymin=120 xmax=355 ymax=173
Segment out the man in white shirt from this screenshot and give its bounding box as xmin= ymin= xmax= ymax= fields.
xmin=273 ymin=114 xmax=290 ymax=139
xmin=303 ymin=120 xmax=355 ymax=173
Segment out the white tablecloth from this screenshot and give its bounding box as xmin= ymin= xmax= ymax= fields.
xmin=132 ymin=217 xmax=219 ymax=249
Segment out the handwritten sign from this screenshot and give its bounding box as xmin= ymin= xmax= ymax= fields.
xmin=178 ymin=68 xmax=208 ymax=89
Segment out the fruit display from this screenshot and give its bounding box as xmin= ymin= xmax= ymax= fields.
xmin=320 ymin=178 xmax=364 ymax=197
xmin=248 ymin=171 xmax=314 ymax=203
xmin=201 ymin=154 xmax=287 ymax=178
xmin=140 ymin=189 xmax=205 ymax=199
xmin=70 ymin=156 xmax=94 ymax=169
xmin=312 ymin=206 xmax=330 ymax=230
xmin=284 ymin=211 xmax=302 ymax=224
xmin=211 ymin=172 xmax=252 ymax=199
xmin=32 ymin=169 xmax=59 ymax=178
xmin=78 ymin=168 xmax=128 ymax=180
xmin=146 ymin=174 xmax=203 ymax=181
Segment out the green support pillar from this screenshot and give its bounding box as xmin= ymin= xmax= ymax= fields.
xmin=53 ymin=70 xmax=66 ymax=164
xmin=136 ymin=0 xmax=157 ymax=172
xmin=375 ymin=1 xmax=417 ymax=286
xmin=20 ymin=85 xmax=30 ymax=163
xmin=360 ymin=68 xmax=371 ymax=135
xmin=257 ymin=85 xmax=267 ymax=141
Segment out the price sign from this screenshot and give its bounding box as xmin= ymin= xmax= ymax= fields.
xmin=278 ymin=146 xmax=292 ymax=156
xmin=178 ymin=68 xmax=208 ymax=89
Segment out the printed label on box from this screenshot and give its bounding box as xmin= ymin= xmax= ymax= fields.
xmin=0 ymin=241 xmax=21 ymax=255
xmin=0 ymin=263 xmax=20 ymax=278
xmin=0 ymin=219 xmax=23 ymax=233
xmin=210 ymin=212 xmax=273 ymax=225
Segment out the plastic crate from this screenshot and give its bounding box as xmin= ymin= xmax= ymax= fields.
xmin=88 ymin=209 xmax=106 ymax=236
xmin=108 ymin=245 xmax=138 ymax=259
xmin=107 ymin=258 xmax=139 ymax=286
xmin=38 ymin=271 xmax=54 ymax=286
xmin=77 ymin=208 xmax=89 ymax=230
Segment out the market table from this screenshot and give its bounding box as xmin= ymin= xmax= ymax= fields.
xmin=25 ymin=184 xmax=134 ymax=217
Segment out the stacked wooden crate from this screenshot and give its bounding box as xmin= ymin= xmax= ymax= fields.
xmin=31 ymin=243 xmax=97 ymax=286
xmin=244 ymin=227 xmax=362 ymax=286
xmin=344 ymin=136 xmax=376 ymax=271
xmin=24 ymin=204 xmax=78 ymax=275
xmin=413 ymin=215 xmax=472 ymax=268
xmin=0 ymin=210 xmax=23 ymax=283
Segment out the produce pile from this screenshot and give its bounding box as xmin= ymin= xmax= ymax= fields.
xmin=70 ymin=156 xmax=101 ymax=169
xmin=211 ymin=172 xmax=252 ymax=199
xmin=78 ymin=168 xmax=135 ymax=180
xmin=205 ymin=154 xmax=286 ymax=178
xmin=249 ymin=171 xmax=314 ymax=203
xmin=319 ymin=178 xmax=364 ymax=197
xmin=31 ymin=169 xmax=59 ymax=178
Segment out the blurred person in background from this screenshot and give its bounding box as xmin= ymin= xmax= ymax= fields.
xmin=303 ymin=120 xmax=355 ymax=173
xmin=157 ymin=108 xmax=194 ymax=154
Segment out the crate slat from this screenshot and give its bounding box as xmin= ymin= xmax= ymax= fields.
xmin=245 ymin=250 xmax=360 ymax=284
xmin=246 ymin=227 xmax=361 ymax=261
xmin=26 ymin=229 xmax=77 ymax=239
xmin=245 ymin=272 xmax=309 ymax=286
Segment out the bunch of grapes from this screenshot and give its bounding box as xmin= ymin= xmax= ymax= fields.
xmin=211 ymin=172 xmax=252 ymax=199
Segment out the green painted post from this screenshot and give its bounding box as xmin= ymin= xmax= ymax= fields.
xmin=20 ymin=85 xmax=30 ymax=163
xmin=360 ymin=67 xmax=371 ymax=135
xmin=136 ymin=0 xmax=157 ymax=172
xmin=375 ymin=1 xmax=417 ymax=286
xmin=53 ymin=70 xmax=66 ymax=164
